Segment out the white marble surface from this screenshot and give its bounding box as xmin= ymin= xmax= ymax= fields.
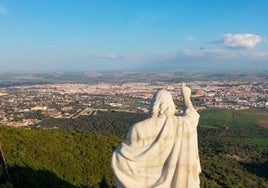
xmin=112 ymin=84 xmax=201 ymax=188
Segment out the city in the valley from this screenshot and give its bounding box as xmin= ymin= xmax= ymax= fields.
xmin=0 ymin=82 xmax=267 ymax=127
xmin=0 ymin=72 xmax=267 ymax=128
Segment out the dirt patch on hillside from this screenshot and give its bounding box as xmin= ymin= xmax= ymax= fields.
xmin=225 ymin=154 xmax=245 ymax=162
xmin=257 ymin=120 xmax=268 ymax=128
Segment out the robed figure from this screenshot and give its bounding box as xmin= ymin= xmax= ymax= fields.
xmin=111 ymin=84 xmax=201 ymax=188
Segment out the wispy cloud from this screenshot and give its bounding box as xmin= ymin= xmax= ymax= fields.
xmin=97 ymin=52 xmax=140 ymax=62
xmin=158 ymin=48 xmax=268 ymax=72
xmin=207 ymin=40 xmax=223 ymax=44
xmin=250 ymin=51 xmax=268 ymax=59
xmin=101 ymin=53 xmax=139 ymax=61
xmin=181 ymin=49 xmax=232 ymax=57
xmin=209 ymin=33 xmax=262 ymax=49
xmin=185 ymin=36 xmax=194 ymax=41
xmin=105 ymin=53 xmax=118 ymax=59
xmin=0 ymin=6 xmax=7 ymax=16
xmin=180 ymin=48 xmax=268 ymax=61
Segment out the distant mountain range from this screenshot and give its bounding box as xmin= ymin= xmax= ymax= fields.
xmin=0 ymin=71 xmax=267 ymax=87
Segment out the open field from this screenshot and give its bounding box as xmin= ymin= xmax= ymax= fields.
xmin=257 ymin=120 xmax=268 ymax=128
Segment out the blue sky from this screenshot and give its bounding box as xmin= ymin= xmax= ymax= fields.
xmin=0 ymin=0 xmax=268 ymax=72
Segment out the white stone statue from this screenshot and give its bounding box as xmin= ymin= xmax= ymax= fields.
xmin=111 ymin=83 xmax=201 ymax=188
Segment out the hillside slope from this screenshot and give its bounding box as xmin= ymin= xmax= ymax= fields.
xmin=0 ymin=108 xmax=267 ymax=187
xmin=0 ymin=126 xmax=120 ymax=187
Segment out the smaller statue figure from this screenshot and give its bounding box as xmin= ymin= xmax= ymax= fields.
xmin=111 ymin=83 xmax=201 ymax=188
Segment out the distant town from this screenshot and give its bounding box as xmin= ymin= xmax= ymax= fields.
xmin=0 ymin=78 xmax=267 ymax=127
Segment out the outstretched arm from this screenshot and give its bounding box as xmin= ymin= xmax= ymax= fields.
xmin=181 ymin=83 xmax=199 ymax=126
xmin=182 ymin=83 xmax=194 ymax=113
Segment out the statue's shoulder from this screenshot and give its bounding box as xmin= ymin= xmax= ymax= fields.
xmin=126 ymin=118 xmax=154 ymax=142
xmin=178 ymin=109 xmax=200 ymax=128
xmin=186 ymin=108 xmax=200 ymax=119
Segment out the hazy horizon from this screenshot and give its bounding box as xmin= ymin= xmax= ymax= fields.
xmin=0 ymin=1 xmax=268 ymax=72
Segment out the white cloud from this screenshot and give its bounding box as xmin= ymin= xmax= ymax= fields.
xmin=0 ymin=6 xmax=7 ymax=15
xmin=222 ymin=33 xmax=262 ymax=49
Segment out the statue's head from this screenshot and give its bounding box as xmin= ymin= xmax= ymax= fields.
xmin=149 ymin=90 xmax=176 ymax=118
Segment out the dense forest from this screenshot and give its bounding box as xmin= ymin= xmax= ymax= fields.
xmin=0 ymin=108 xmax=267 ymax=187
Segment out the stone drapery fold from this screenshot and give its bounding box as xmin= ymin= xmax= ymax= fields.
xmin=111 ymin=108 xmax=201 ymax=188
